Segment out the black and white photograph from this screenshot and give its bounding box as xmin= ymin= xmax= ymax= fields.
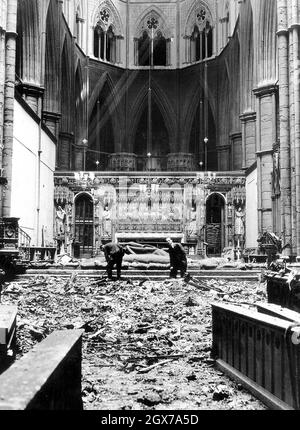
xmin=0 ymin=0 xmax=299 ymax=416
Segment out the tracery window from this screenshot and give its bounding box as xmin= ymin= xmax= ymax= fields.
xmin=185 ymin=6 xmax=213 ymax=63
xmin=135 ymin=14 xmax=171 ymax=67
xmin=93 ymin=6 xmax=121 ymax=64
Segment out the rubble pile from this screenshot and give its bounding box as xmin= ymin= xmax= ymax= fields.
xmin=1 ymin=274 xmax=267 ymax=410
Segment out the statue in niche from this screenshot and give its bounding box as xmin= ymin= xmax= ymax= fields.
xmin=55 ymin=205 xmax=67 ymax=255
xmin=56 ymin=205 xmax=66 ymax=235
xmin=234 ymin=206 xmax=245 ymax=249
xmin=187 ymin=207 xmax=197 ymax=237
xmin=102 ymin=204 xmax=112 ymax=237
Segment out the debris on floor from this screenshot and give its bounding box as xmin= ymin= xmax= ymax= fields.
xmin=1 ymin=275 xmax=267 ymax=410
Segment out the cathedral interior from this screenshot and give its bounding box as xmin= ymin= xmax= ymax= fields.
xmin=0 ymin=0 xmax=296 ymax=259
xmin=2 ymin=0 xmax=300 ymax=413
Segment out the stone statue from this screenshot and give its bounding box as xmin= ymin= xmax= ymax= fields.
xmin=102 ymin=204 xmax=112 ymax=237
xmin=235 ymin=207 xmax=245 ymax=236
xmin=56 ymin=206 xmax=66 ymax=235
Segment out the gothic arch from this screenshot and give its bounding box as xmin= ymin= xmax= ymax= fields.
xmin=43 ymin=0 xmax=60 ymax=114
xmin=134 ymin=6 xmax=173 ymax=39
xmin=88 ymin=72 xmax=122 ymax=122
xmin=128 ymin=81 xmax=176 ymax=152
xmin=16 ymin=0 xmax=41 ymax=84
xmin=75 ymin=61 xmax=85 ymax=144
xmin=183 ymin=74 xmax=216 ymax=144
xmin=91 ymin=0 xmax=124 ymax=36
xmin=253 ymin=0 xmax=277 ymax=86
xmin=60 ymin=37 xmax=73 ymax=133
xmin=75 ymin=0 xmax=86 ymax=18
xmin=88 ymin=73 xmax=122 ymax=153
xmin=184 ymin=0 xmax=215 ymax=36
xmin=238 ymin=0 xmax=254 ymax=112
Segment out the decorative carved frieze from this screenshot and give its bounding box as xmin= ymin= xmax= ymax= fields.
xmin=108 ymin=153 xmax=137 ymax=171
xmin=167 ymin=153 xmax=196 ymax=171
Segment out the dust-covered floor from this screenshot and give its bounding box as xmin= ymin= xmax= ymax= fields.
xmin=1 ymin=274 xmax=267 ymax=410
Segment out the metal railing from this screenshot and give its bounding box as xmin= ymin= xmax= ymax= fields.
xmin=18 ymin=228 xmax=31 ymax=260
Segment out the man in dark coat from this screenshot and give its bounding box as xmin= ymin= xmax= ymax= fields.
xmin=166 ymin=237 xmax=187 ymax=278
xmin=100 ymin=242 xmax=125 ymax=280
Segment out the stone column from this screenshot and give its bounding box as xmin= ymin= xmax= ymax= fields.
xmin=0 ymin=27 xmax=5 ymax=156
xmin=240 ymin=111 xmax=256 ymax=170
xmin=217 ymin=145 xmax=231 ymax=171
xmin=230 ymin=132 xmax=242 ymax=170
xmin=2 ymin=0 xmax=18 ymax=218
xmin=74 ymin=145 xmax=84 ymax=171
xmin=292 ymin=23 xmax=300 ymax=255
xmin=253 ymin=84 xmax=278 ymax=236
xmin=277 ymin=0 xmax=292 ymax=254
xmin=58 ymin=132 xmax=74 ymax=170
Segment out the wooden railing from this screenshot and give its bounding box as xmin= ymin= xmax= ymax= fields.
xmin=212 ymin=302 xmax=300 ymax=410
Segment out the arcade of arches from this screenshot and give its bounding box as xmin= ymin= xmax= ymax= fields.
xmin=1 ymin=0 xmax=299 ymax=259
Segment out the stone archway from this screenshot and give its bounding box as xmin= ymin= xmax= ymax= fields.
xmin=74 ymin=193 xmax=94 ymax=258
xmin=205 ymin=193 xmax=225 ymax=256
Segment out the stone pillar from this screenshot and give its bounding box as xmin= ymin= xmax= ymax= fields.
xmin=292 ymin=23 xmax=300 ymax=255
xmin=217 ymin=145 xmax=231 ymax=171
xmin=240 ymin=111 xmax=256 ymax=170
xmin=230 ymin=132 xmax=243 ymax=170
xmin=253 ymin=84 xmax=278 ymax=236
xmin=74 ymin=146 xmax=84 ymax=171
xmin=2 ymin=0 xmax=18 ymax=218
xmin=18 ymin=83 xmax=44 ymax=116
xmin=277 ymin=0 xmax=292 ymax=254
xmin=58 ymin=132 xmax=74 ymax=170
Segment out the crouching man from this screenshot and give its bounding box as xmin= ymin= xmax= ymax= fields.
xmin=166 ymin=237 xmax=187 ymax=278
xmin=100 ymin=242 xmax=125 ymax=280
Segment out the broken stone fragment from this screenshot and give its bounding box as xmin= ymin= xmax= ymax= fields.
xmin=137 ymin=392 xmax=161 ymax=407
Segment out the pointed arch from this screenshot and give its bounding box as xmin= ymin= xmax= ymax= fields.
xmin=184 ymin=0 xmax=215 ymax=36
xmin=16 ymin=0 xmax=41 ymax=84
xmin=43 ymin=0 xmax=60 ymax=114
xmin=60 ymin=37 xmax=72 ymax=132
xmin=91 ymin=0 xmax=124 ymax=36
xmin=183 ymin=73 xmax=216 ymax=142
xmin=134 ymin=6 xmax=173 ymax=39
xmin=75 ymin=61 xmax=85 ymax=144
xmin=254 ymin=0 xmax=277 ymax=86
xmin=88 ymin=73 xmax=123 ymax=165
xmin=128 ymin=81 xmax=176 ymax=154
xmin=238 ymin=0 xmax=254 ymax=112
xmin=88 ymin=72 xmax=122 ymax=130
xmin=185 ymin=82 xmax=217 ymax=170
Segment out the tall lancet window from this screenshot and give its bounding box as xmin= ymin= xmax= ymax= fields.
xmin=138 ymin=31 xmax=150 ymax=66
xmin=153 ymin=31 xmax=167 ymax=66
xmin=135 ymin=14 xmax=171 ymax=67
xmin=93 ymin=6 xmax=122 ymax=64
xmin=185 ymin=7 xmax=214 ymax=63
